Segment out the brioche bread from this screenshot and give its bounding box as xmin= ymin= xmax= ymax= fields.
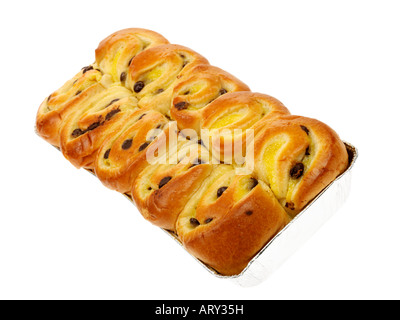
xmin=35 ymin=28 xmax=348 ymax=276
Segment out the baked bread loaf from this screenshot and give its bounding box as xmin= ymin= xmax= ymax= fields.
xmin=35 ymin=28 xmax=349 ymax=276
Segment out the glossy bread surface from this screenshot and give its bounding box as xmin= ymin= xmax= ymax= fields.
xmin=36 ymin=28 xmax=348 ymax=276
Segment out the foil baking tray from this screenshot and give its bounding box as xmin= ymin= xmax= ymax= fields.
xmin=38 ymin=128 xmax=357 ymax=287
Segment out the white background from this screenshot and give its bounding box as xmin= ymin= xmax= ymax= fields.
xmin=0 ymin=0 xmax=399 ymax=300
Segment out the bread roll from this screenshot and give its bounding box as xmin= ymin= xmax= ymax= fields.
xmin=35 ymin=28 xmax=348 ymax=275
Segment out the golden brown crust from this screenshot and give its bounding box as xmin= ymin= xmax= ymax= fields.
xmin=94 ymin=109 xmax=171 ymax=193
xmin=201 ymin=92 xmax=289 ymax=130
xmin=35 ymin=67 xmax=104 ymax=146
xmin=132 ymin=141 xmax=215 ymax=230
xmin=176 ymin=172 xmax=290 ymax=275
xmin=170 ymin=64 xmax=251 ymax=132
xmin=249 ymin=115 xmax=348 ymax=216
xmin=95 ymin=28 xmax=169 ymax=82
xmin=199 ymin=92 xmax=291 ymax=164
xmin=59 ymin=86 xmax=138 ymax=168
xmin=36 ymin=28 xmax=168 ymax=147
xmin=126 ymin=44 xmax=209 ymax=115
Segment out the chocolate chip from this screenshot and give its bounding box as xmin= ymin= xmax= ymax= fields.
xmin=180 ymin=54 xmax=188 ymax=68
xmin=190 ymin=218 xmax=200 ymax=227
xmin=219 ymin=88 xmax=228 ymax=95
xmin=290 ymin=163 xmax=304 ymax=179
xmin=189 ymin=158 xmax=205 ymax=168
xmin=105 ymin=108 xmax=121 ymax=121
xmin=285 ymin=202 xmax=295 ymax=210
xmin=133 ymin=81 xmax=145 ymax=93
xmin=183 ymin=90 xmax=190 ymax=95
xmin=120 ymin=72 xmax=127 ymax=82
xmin=75 ymin=90 xmax=82 ymax=96
xmin=71 ymin=128 xmax=85 ymax=138
xmin=245 ymin=210 xmax=253 ymax=216
xmin=194 ymin=158 xmax=205 ymax=165
xmin=208 ymin=98 xmax=216 ymax=104
xmin=249 ymin=178 xmax=258 ymax=190
xmin=104 ymin=148 xmax=111 ymax=159
xmin=128 ymin=57 xmax=134 ymax=66
xmin=122 ymin=139 xmax=133 ymax=150
xmin=156 ymin=88 xmax=164 ymax=94
xmin=138 ymin=141 xmax=150 ymax=151
xmin=82 ymin=66 xmax=93 ymax=74
xmin=217 ymin=186 xmax=228 ymax=198
xmin=204 ymin=218 xmax=213 ymax=224
xmin=174 ymin=101 xmax=189 ymax=110
xmin=87 ymin=121 xmax=101 ymax=131
xmin=158 ymin=176 xmax=172 ymax=189
xmin=300 ymin=125 xmax=309 ymax=134
xmin=105 ymin=98 xmax=120 ymax=108
xmin=305 ymin=146 xmax=310 ymax=156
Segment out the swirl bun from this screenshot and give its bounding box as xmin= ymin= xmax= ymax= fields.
xmin=95 ymin=28 xmax=169 ymax=83
xmin=132 ymin=140 xmax=216 ymax=230
xmin=126 ymin=44 xmax=209 ymax=115
xmin=249 ymin=115 xmax=348 ymax=216
xmin=170 ymin=64 xmax=250 ymax=132
xmin=36 ymin=67 xmax=104 ymax=146
xmin=199 ymin=92 xmax=291 ymax=164
xmin=59 ymin=85 xmax=138 ymax=168
xmin=176 ymin=170 xmax=290 ymax=275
